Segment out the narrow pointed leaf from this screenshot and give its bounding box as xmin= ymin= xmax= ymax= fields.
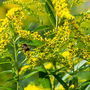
xmin=0 ymin=70 xmax=12 ymax=75
xmin=0 ymin=61 xmax=11 ymax=64
xmin=4 ymin=78 xmax=16 ymax=85
xmin=0 ymin=86 xmax=11 ymax=90
xmin=32 ymin=25 xmax=52 ymax=32
xmin=42 ymin=0 xmax=56 ymax=27
xmin=20 ymin=71 xmax=38 ymax=80
xmin=21 ymin=84 xmax=24 ymax=90
xmin=39 ymin=66 xmax=52 ymax=89
xmin=77 ymin=80 xmax=90 ymax=89
xmin=51 ymin=73 xmax=69 ymax=90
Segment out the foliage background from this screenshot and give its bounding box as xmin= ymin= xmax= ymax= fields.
xmin=0 ymin=0 xmax=90 ymax=90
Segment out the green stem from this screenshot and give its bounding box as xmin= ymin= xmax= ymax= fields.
xmin=14 ymin=40 xmax=19 ymax=90
xmin=53 ymin=60 xmax=56 ymax=90
xmin=52 ymin=12 xmax=58 ymax=90
xmin=56 ymin=12 xmax=58 ymax=28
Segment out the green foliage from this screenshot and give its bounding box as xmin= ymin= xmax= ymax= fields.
xmin=39 ymin=65 xmax=52 ymax=89
xmin=0 ymin=0 xmax=90 ymax=90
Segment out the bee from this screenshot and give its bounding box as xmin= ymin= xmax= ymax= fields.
xmin=22 ymin=43 xmax=30 ymax=52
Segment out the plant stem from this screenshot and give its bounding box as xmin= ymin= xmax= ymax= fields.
xmin=53 ymin=12 xmax=58 ymax=90
xmin=53 ymin=60 xmax=56 ymax=90
xmin=14 ymin=40 xmax=19 ymax=90
xmin=56 ymin=12 xmax=58 ymax=28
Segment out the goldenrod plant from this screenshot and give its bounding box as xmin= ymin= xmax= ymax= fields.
xmin=0 ymin=0 xmax=90 ymax=90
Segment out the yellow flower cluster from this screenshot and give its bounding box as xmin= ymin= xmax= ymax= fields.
xmin=56 ymin=84 xmax=65 ymax=90
xmin=76 ymin=12 xmax=90 ymax=24
xmin=2 ymin=0 xmax=89 ymax=73
xmin=0 ymin=18 xmax=10 ymax=52
xmin=19 ymin=65 xmax=30 ymax=75
xmin=6 ymin=7 xmax=25 ymax=30
xmin=25 ymin=20 xmax=72 ymax=69
xmin=44 ymin=62 xmax=52 ymax=69
xmin=52 ymin=0 xmax=74 ymax=19
xmin=31 ymin=31 xmax=44 ymax=42
xmin=24 ymin=83 xmax=50 ymax=90
xmin=0 ymin=7 xmax=26 ymax=55
xmin=69 ymin=84 xmax=74 ymax=89
xmin=16 ymin=30 xmax=31 ymax=40
xmin=6 ymin=7 xmax=25 ymax=19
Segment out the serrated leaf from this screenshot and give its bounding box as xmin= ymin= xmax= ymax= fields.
xmin=20 ymin=71 xmax=38 ymax=80
xmin=32 ymin=25 xmax=52 ymax=32
xmin=0 ymin=70 xmax=12 ymax=75
xmin=0 ymin=86 xmax=11 ymax=90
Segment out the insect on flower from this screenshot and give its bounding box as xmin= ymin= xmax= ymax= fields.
xmin=22 ymin=43 xmax=30 ymax=52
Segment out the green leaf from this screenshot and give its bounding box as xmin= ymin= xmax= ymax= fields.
xmin=0 ymin=86 xmax=11 ymax=90
xmin=0 ymin=70 xmax=12 ymax=75
xmin=78 ymin=64 xmax=90 ymax=71
xmin=4 ymin=78 xmax=16 ymax=85
xmin=51 ymin=67 xmax=67 ymax=74
xmin=77 ymin=80 xmax=90 ymax=89
xmin=32 ymin=25 xmax=52 ymax=32
xmin=39 ymin=65 xmax=52 ymax=89
xmin=0 ymin=61 xmax=11 ymax=64
xmin=32 ymin=39 xmax=44 ymax=47
xmin=54 ymin=50 xmax=67 ymax=55
xmin=21 ymin=84 xmax=24 ymax=90
xmin=42 ymin=0 xmax=56 ymax=27
xmin=20 ymin=71 xmax=38 ymax=80
xmin=39 ymin=71 xmax=52 ymax=89
xmin=11 ymin=63 xmax=17 ymax=80
xmin=51 ymin=73 xmax=69 ymax=90
xmin=47 ymin=0 xmax=54 ymax=9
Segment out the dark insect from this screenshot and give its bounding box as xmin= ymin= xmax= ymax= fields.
xmin=22 ymin=43 xmax=30 ymax=52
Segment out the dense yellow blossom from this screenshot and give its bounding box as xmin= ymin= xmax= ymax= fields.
xmin=62 ymin=51 xmax=69 ymax=58
xmin=44 ymin=62 xmax=52 ymax=69
xmin=69 ymin=84 xmax=74 ymax=89
xmin=19 ymin=65 xmax=30 ymax=75
xmin=0 ymin=7 xmax=26 ymax=56
xmin=52 ymin=0 xmax=74 ymax=19
xmin=31 ymin=31 xmax=44 ymax=42
xmin=0 ymin=0 xmax=89 ymax=90
xmin=56 ymin=84 xmax=65 ymax=90
xmin=24 ymin=84 xmax=50 ymax=90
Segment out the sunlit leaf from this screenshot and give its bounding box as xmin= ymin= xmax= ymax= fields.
xmin=42 ymin=0 xmax=56 ymax=27
xmin=0 ymin=61 xmax=11 ymax=64
xmin=0 ymin=86 xmax=11 ymax=90
xmin=0 ymin=70 xmax=12 ymax=75
xmin=77 ymin=80 xmax=90 ymax=89
xmin=20 ymin=71 xmax=38 ymax=80
xmin=4 ymin=78 xmax=16 ymax=85
xmin=39 ymin=66 xmax=52 ymax=89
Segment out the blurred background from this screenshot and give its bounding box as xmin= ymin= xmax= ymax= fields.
xmin=0 ymin=0 xmax=90 ymax=90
